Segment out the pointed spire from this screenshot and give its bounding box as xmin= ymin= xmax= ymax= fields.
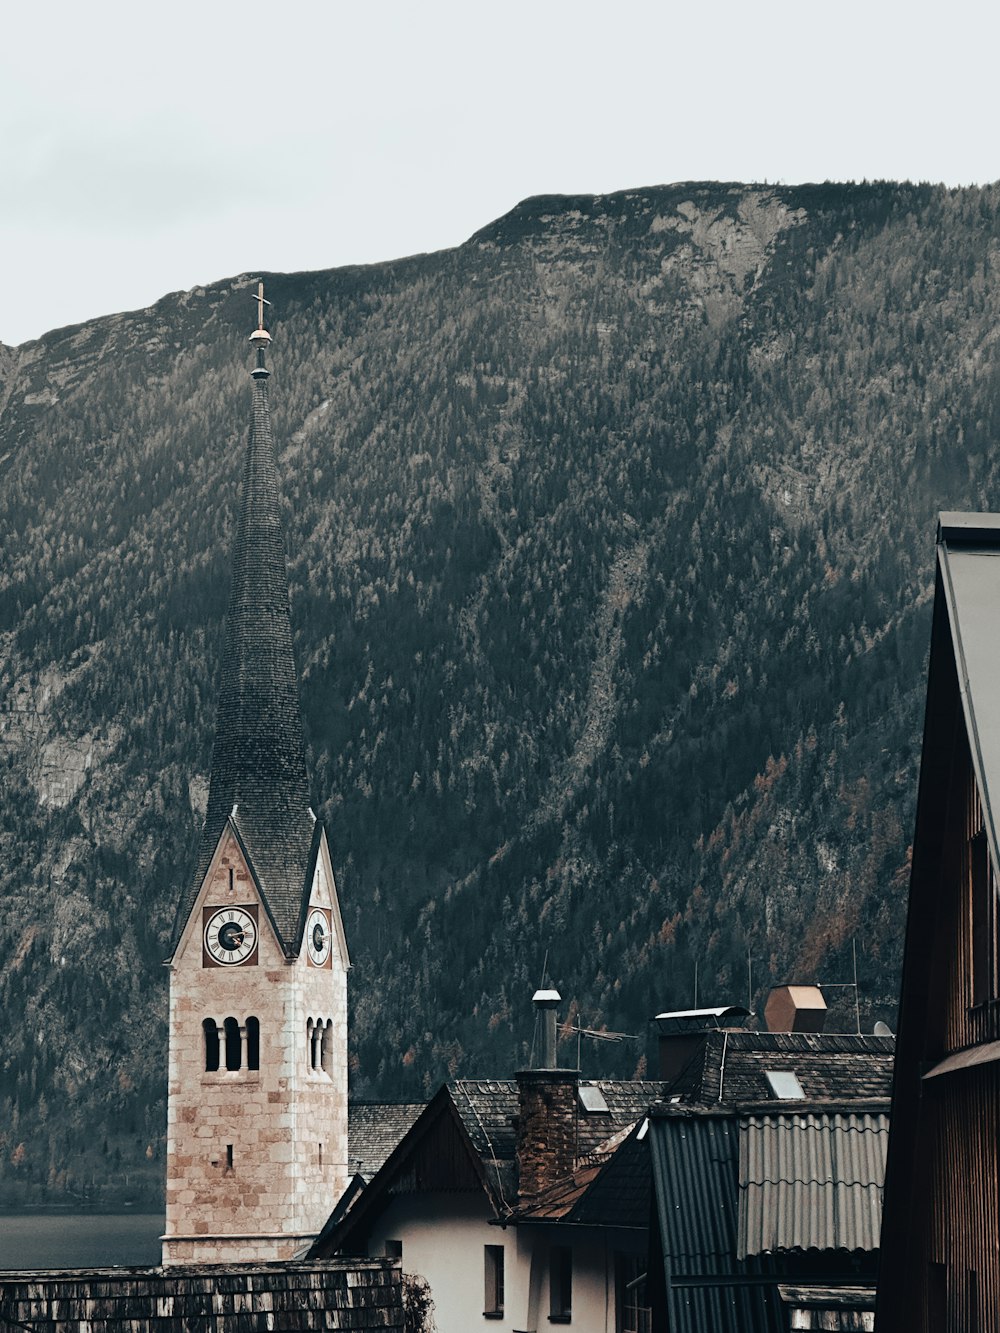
xmin=174 ymin=283 xmax=316 ymax=953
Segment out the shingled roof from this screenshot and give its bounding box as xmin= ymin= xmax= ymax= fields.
xmin=0 ymin=1260 xmax=402 ymax=1332
xmin=171 ymin=332 xmax=319 ymax=955
xmin=312 ymin=1078 xmax=669 ymax=1257
xmin=666 ymin=1030 xmax=895 ymax=1105
xmin=506 ymin=1120 xmax=651 ymax=1229
xmin=348 ymin=1101 xmax=426 ymax=1179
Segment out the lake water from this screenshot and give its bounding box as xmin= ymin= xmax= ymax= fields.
xmin=0 ymin=1214 xmax=165 ymax=1271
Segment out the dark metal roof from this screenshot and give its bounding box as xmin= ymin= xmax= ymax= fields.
xmin=173 ymin=344 xmax=318 ymax=955
xmin=737 ymin=1112 xmax=888 ymax=1257
xmin=649 ymin=1112 xmax=784 ymax=1333
xmin=348 ymin=1101 xmax=426 ymax=1178
xmin=559 ymin=1122 xmax=651 ymax=1229
xmin=0 ymin=1260 xmax=402 ymax=1331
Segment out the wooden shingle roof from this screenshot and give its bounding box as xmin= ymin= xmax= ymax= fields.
xmin=348 ymin=1101 xmax=426 ymax=1179
xmin=668 ymin=1030 xmax=895 ymax=1105
xmin=0 ymin=1260 xmax=402 ymax=1331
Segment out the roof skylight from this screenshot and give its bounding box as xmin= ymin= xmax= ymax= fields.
xmin=764 ymin=1070 xmax=805 ymax=1099
xmin=579 ymin=1085 xmax=610 ymax=1113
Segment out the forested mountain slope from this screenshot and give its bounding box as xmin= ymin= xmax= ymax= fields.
xmin=1 ymin=181 xmax=998 ymax=1203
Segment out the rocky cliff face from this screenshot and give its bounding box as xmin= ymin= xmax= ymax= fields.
xmin=2 ymin=180 xmax=999 ymax=1203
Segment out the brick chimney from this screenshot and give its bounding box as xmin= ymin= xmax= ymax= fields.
xmin=515 ymin=990 xmax=578 ymax=1201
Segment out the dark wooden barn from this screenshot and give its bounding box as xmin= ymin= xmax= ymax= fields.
xmin=877 ymin=513 xmax=1000 ymax=1332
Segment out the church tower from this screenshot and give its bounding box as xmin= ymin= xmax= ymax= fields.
xmin=162 ymin=288 xmax=349 ymax=1265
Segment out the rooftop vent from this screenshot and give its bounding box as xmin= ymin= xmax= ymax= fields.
xmin=764 ymin=985 xmax=827 ymax=1034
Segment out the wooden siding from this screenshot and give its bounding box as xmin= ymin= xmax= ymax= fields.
xmin=879 ymin=562 xmax=1000 ymax=1332
xmin=388 ymin=1106 xmax=485 ymax=1194
xmin=915 ymin=1065 xmax=1000 ymax=1332
xmin=942 ymin=770 xmax=1000 ymax=1053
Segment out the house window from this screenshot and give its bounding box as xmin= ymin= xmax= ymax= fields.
xmin=385 ymin=1239 xmax=402 ymax=1260
xmin=484 ymin=1244 xmax=504 ymax=1318
xmin=549 ymin=1245 xmax=572 ymax=1323
xmin=616 ymin=1253 xmax=651 ymax=1333
xmin=971 ymin=830 xmax=995 ymax=1005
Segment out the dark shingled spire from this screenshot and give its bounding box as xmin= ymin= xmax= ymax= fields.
xmin=173 ymin=288 xmax=317 ymax=954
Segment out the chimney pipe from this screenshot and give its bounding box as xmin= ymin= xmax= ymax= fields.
xmin=533 ymin=989 xmax=561 ymax=1069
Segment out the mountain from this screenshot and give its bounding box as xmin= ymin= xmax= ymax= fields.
xmin=2 ymin=180 xmax=998 ymax=1205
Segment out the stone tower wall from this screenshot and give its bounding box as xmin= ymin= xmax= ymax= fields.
xmin=163 ymin=831 xmax=347 ymax=1265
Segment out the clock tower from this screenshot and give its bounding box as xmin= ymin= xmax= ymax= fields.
xmin=162 ymin=287 xmax=350 ymax=1265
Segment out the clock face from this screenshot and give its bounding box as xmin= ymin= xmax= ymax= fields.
xmin=306 ymin=907 xmax=332 ymax=968
xmin=203 ymin=907 xmax=258 ymax=966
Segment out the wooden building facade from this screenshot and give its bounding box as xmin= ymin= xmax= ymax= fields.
xmin=878 ymin=514 xmax=1000 ymax=1332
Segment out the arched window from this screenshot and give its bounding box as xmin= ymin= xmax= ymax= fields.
xmin=307 ymin=1018 xmax=315 ymax=1069
xmin=224 ymin=1016 xmax=242 ymax=1072
xmin=246 ymin=1016 xmax=260 ymax=1071
xmin=203 ymin=1018 xmax=220 ymax=1072
xmin=320 ymin=1019 xmax=334 ymax=1075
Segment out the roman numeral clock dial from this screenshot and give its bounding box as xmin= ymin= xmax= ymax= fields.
xmin=202 ymin=905 xmax=259 ymax=967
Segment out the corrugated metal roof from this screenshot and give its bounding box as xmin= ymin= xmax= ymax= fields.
xmin=649 ymin=1113 xmax=785 ymax=1333
xmin=737 ymin=1112 xmax=888 ymax=1258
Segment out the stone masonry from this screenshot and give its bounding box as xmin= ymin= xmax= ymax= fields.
xmin=162 ymin=828 xmax=348 ymax=1264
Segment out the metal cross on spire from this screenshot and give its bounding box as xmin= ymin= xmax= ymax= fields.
xmin=253 ymin=280 xmax=272 ymax=332
xmin=248 ymin=280 xmax=273 ymax=368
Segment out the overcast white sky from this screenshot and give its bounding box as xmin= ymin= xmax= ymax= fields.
xmin=2 ymin=0 xmax=998 ymax=346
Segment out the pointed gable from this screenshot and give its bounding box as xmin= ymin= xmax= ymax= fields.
xmin=935 ymin=512 xmax=1000 ymax=878
xmin=878 ymin=512 xmax=1000 ymax=1331
xmin=171 ymin=317 xmax=318 ymax=956
xmin=308 ymin=1086 xmax=504 ymax=1258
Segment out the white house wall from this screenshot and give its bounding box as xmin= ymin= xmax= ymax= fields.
xmin=364 ymin=1193 xmax=644 ymax=1333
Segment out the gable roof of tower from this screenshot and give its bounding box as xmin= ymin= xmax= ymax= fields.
xmin=170 ymin=344 xmax=318 ymax=958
